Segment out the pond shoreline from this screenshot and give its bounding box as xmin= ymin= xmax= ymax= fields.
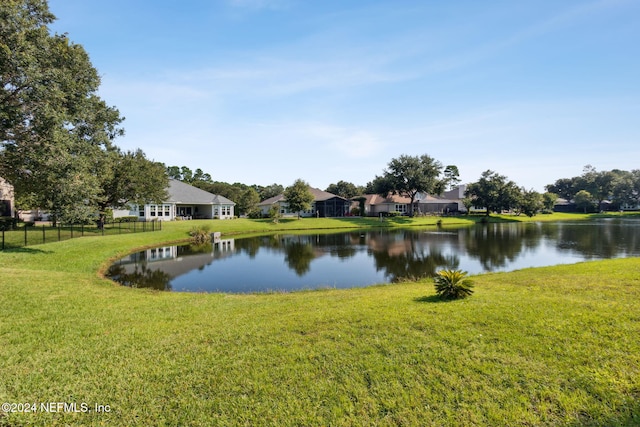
xmin=106 ymin=218 xmax=640 ymax=293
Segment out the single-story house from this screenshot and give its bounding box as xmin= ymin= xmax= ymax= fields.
xmin=258 ymin=187 xmax=351 ymax=218
xmin=114 ymin=179 xmax=236 ymax=221
xmin=554 ymin=197 xmax=625 ymax=213
xmin=359 ymin=193 xmax=413 ymax=216
xmin=0 ymin=177 xmax=14 ymax=218
xmin=416 ymin=185 xmax=466 ymax=214
xmin=359 ymin=185 xmax=466 ymax=216
xmin=620 ymin=202 xmax=640 ymax=211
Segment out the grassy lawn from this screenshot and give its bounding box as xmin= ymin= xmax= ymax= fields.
xmin=1 ymin=214 xmax=639 ymax=426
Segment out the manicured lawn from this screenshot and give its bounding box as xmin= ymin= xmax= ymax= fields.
xmin=1 ymin=215 xmax=638 ymax=426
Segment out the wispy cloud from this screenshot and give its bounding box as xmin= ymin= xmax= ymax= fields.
xmin=227 ymin=0 xmax=292 ymax=11
xmin=179 ymin=0 xmax=635 ymax=101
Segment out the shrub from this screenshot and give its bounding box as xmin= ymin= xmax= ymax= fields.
xmin=0 ymin=217 xmax=17 ymax=230
xmin=247 ymin=209 xmax=262 ymax=219
xmin=115 ymin=216 xmax=138 ymax=223
xmin=433 ymin=269 xmax=474 ymax=300
xmin=269 ymin=205 xmax=281 ymax=223
xmin=189 ymin=225 xmax=212 ymax=244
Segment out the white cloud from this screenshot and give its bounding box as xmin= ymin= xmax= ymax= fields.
xmin=227 ymin=0 xmax=291 ymax=11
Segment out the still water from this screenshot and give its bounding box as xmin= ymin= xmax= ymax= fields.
xmin=106 ymin=219 xmax=640 ymax=293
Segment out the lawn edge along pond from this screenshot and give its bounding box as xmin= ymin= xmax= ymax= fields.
xmin=1 ymin=214 xmax=639 ymax=426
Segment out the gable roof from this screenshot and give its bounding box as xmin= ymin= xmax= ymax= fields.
xmin=361 ymin=186 xmax=466 ymax=206
xmin=258 ymin=186 xmax=347 ymax=206
xmin=166 ymin=180 xmax=235 ymax=205
xmin=360 ymin=194 xmax=412 ymax=205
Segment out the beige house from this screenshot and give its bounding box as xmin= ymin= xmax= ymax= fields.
xmin=360 ymin=193 xmax=413 ymax=216
xmin=360 ymin=185 xmax=467 ymax=216
xmin=0 ymin=177 xmax=14 ymax=218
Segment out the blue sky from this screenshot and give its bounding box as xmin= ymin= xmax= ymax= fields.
xmin=48 ymin=0 xmax=639 ymax=192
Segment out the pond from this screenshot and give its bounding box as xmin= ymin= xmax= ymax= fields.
xmin=106 ymin=219 xmax=640 ymax=293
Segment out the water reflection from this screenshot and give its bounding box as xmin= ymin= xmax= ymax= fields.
xmin=462 ymin=223 xmax=535 ymax=271
xmin=107 ymin=263 xmax=172 ymax=291
xmin=367 ymin=230 xmax=460 ymax=281
xmin=106 ymin=239 xmax=236 ymax=291
xmin=106 ymin=219 xmax=640 ymax=293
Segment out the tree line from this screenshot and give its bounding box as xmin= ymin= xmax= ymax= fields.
xmin=166 ymin=159 xmax=640 ymax=220
xmin=546 ymin=166 xmax=640 ymax=213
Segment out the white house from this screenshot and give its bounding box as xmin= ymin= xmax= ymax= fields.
xmin=114 ymin=179 xmax=236 ymax=221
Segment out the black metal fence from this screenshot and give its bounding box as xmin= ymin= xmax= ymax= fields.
xmin=0 ymin=220 xmax=162 ymax=251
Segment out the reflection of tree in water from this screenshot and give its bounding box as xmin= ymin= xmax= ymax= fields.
xmin=106 ymin=263 xmax=172 ymax=291
xmin=284 ymin=240 xmax=316 ymax=276
xmin=235 ymin=235 xmax=269 ymax=258
xmin=369 ymin=231 xmax=459 ymax=282
xmin=372 ymin=249 xmax=459 ymax=282
xmin=462 ymin=224 xmax=525 ymax=271
xmin=314 ymin=233 xmax=358 ymax=259
xmin=553 ymin=221 xmax=637 ymax=259
xmin=235 ymin=233 xmax=358 ymax=276
xmin=181 ymin=242 xmax=213 ymax=255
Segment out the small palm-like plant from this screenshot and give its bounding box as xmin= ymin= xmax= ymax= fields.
xmin=433 ymin=269 xmax=474 ymax=300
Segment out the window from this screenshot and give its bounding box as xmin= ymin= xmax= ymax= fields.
xmin=164 ymin=205 xmax=171 ymax=217
xmin=150 ymin=205 xmax=156 ymax=217
xmin=395 ymin=204 xmax=407 ymax=213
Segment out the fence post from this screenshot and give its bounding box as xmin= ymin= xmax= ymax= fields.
xmin=42 ymin=224 xmax=45 ymax=245
xmin=81 ymin=224 xmax=84 ymax=236
xmin=58 ymin=224 xmax=61 ymax=242
xmin=71 ymin=224 xmax=74 ymax=239
xmin=2 ymin=229 xmax=4 ymax=251
xmin=24 ymin=224 xmax=27 ymax=247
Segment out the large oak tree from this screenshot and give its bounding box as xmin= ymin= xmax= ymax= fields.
xmin=0 ymin=0 xmax=166 ymax=223
xmin=371 ymin=154 xmax=453 ymax=217
xmin=465 ymin=170 xmax=521 ymax=216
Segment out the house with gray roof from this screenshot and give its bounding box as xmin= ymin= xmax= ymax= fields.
xmin=115 ymin=179 xmax=236 ymax=221
xmin=258 ymin=186 xmax=350 ymax=217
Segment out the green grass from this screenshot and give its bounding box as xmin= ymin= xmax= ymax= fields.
xmin=1 ymin=214 xmax=639 ymax=426
xmin=0 ymin=221 xmax=160 ymax=250
xmin=0 ymin=211 xmax=611 ymax=251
